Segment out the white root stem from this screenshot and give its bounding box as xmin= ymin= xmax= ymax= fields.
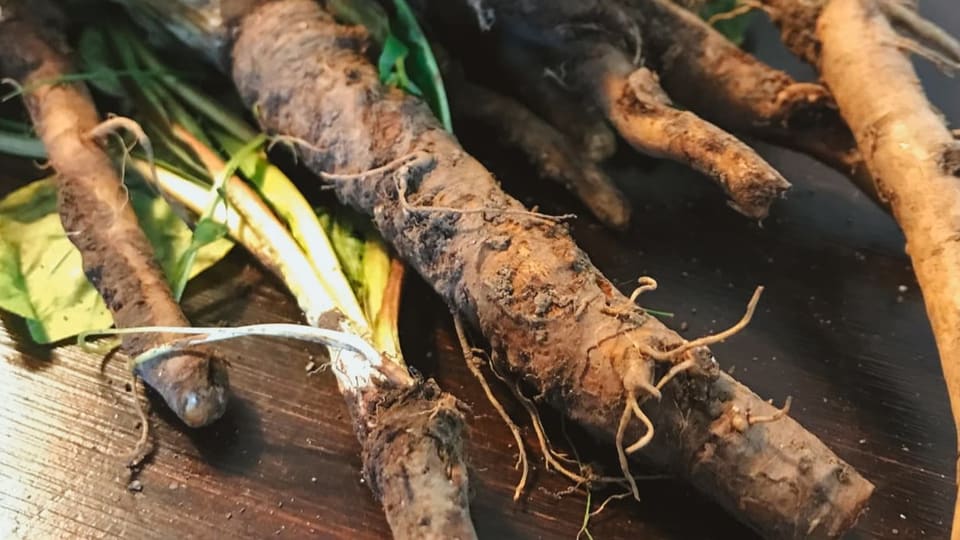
xmin=79 ymin=323 xmax=392 ymax=380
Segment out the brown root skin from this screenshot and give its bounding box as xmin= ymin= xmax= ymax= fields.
xmin=449 ymin=77 xmax=632 ymax=229
xmin=574 ymin=43 xmax=790 ymax=219
xmin=361 ymin=380 xmax=476 ymax=540
xmin=492 ymin=43 xmax=618 ymax=162
xmin=426 ymin=0 xmax=791 ymax=218
xmin=0 ymin=7 xmax=228 ymax=428
xmin=631 ymin=0 xmax=880 ymax=204
xmin=814 ymin=0 xmax=960 ymax=533
xmin=225 ymin=1 xmax=872 ymax=536
xmin=755 ymin=0 xmax=825 ymax=65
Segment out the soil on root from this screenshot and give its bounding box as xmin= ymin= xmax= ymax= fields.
xmin=0 ymin=7 xmax=228 ymax=428
xmin=361 ymin=380 xmax=475 ymax=540
xmin=228 ymin=0 xmax=873 ymax=536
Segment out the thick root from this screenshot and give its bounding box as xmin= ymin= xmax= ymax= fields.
xmin=0 ymin=4 xmax=228 ymax=428
xmin=417 ymin=0 xmax=792 ymax=218
xmin=217 ymin=1 xmax=874 ymax=536
xmin=573 ymin=43 xmax=790 ymax=219
xmin=450 ymin=78 xmax=632 ymax=229
xmin=815 ymin=0 xmax=960 ymax=533
xmin=361 ymin=381 xmax=477 ymax=540
xmin=630 ymin=0 xmax=879 ymax=202
xmin=492 ymin=43 xmax=618 ymax=162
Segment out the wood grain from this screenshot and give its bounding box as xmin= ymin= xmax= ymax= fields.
xmin=1 ymin=6 xmax=958 ymax=539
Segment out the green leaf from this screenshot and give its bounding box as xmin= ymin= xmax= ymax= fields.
xmin=77 ymin=28 xmax=126 ymax=97
xmin=214 ymin=130 xmax=367 ymax=325
xmin=317 ymin=207 xmax=401 ymax=358
xmin=0 ymin=178 xmax=232 ymax=344
xmin=390 ymin=0 xmax=452 ymax=131
xmin=0 ymin=236 xmax=36 ymax=320
xmin=379 ymin=34 xmax=411 ymax=87
xmin=170 ymin=133 xmax=265 ymax=300
xmin=700 ymin=0 xmax=754 ymax=45
xmin=327 ymin=0 xmax=451 ymax=130
xmin=318 ymin=210 xmax=368 ymax=297
xmin=0 ymin=130 xmax=46 ymax=159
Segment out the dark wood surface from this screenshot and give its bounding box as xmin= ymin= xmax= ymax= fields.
xmin=2 ymin=7 xmax=959 ymax=539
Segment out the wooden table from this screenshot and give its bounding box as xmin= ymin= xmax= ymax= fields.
xmin=1 ymin=8 xmax=958 ymax=539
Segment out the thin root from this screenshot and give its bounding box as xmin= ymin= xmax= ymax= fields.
xmin=507 ymin=381 xmax=598 ymax=485
xmin=747 ymin=396 xmax=793 ymax=425
xmin=881 ymin=0 xmax=960 ymax=65
xmin=125 ymin=375 xmax=154 ymax=468
xmin=488 ymin=361 xmax=614 ymax=485
xmin=590 ymin=491 xmax=633 ymax=517
xmin=591 ymin=285 xmax=763 ymax=386
xmin=890 ymin=35 xmax=960 ymax=73
xmin=628 ymin=276 xmax=658 ymax=302
xmin=453 ymin=316 xmax=528 ymax=501
xmin=316 ymin=149 xmax=574 ymax=224
xmin=707 ymin=1 xmax=768 ymax=25
xmin=624 ymin=392 xmax=655 ymax=454
xmin=646 ymin=286 xmax=764 ymax=362
xmin=615 ymin=397 xmax=641 ymax=501
xmin=654 ymin=358 xmax=698 ymax=391
xmin=0 ymin=77 xmax=24 ymax=101
xmin=84 ymin=115 xmax=158 ymax=190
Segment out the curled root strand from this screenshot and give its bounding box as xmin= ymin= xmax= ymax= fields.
xmin=625 ymin=393 xmax=655 ymax=454
xmin=1 ymin=77 xmax=24 ymax=101
xmin=650 ymin=286 xmax=764 ymax=362
xmin=628 ymin=276 xmax=658 ymax=303
xmin=632 ymin=371 xmax=663 ymax=402
xmin=748 ymin=396 xmax=793 ymax=426
xmin=85 ymin=116 xmax=158 ymax=192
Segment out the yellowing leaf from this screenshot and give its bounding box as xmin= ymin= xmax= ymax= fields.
xmin=0 ymin=178 xmax=232 ymax=344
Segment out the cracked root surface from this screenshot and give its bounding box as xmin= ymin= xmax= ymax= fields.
xmin=230 ymin=0 xmax=873 ymax=536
